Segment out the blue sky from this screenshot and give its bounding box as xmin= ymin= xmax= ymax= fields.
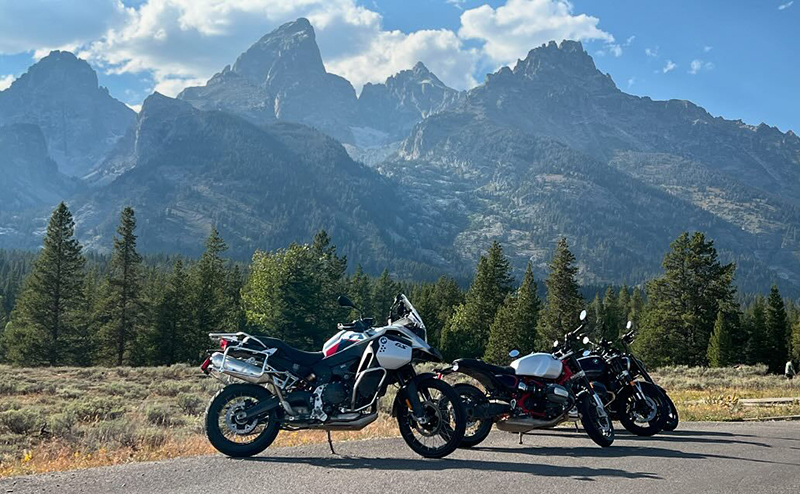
xmin=0 ymin=0 xmax=796 ymax=132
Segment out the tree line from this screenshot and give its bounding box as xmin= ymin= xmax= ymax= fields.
xmin=0 ymin=203 xmax=799 ymax=371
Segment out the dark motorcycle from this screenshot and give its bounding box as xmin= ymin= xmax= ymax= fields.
xmin=578 ymin=321 xmax=669 ymax=436
xmin=618 ymin=322 xmax=679 ymax=431
xmin=199 ymin=294 xmax=466 ymax=458
xmin=440 ymin=310 xmax=614 ymax=448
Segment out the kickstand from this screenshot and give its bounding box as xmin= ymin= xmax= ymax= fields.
xmin=574 ymin=422 xmax=579 ymax=432
xmin=326 ymin=430 xmax=336 ymax=455
xmin=518 ymin=432 xmax=523 ymax=445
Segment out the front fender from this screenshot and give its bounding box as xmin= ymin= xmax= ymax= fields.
xmin=390 ymin=372 xmax=438 ymax=417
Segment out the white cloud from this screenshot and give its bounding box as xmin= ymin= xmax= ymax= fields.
xmin=662 ymin=60 xmax=676 ymax=73
xmin=688 ymin=59 xmax=714 ymax=75
xmin=459 ymin=0 xmax=613 ymax=67
xmin=625 ymin=35 xmax=635 ymax=46
xmin=778 ymin=1 xmax=794 ymax=10
xmin=645 ymin=46 xmax=659 ymax=58
xmin=126 ymin=103 xmax=142 ymax=113
xmin=0 ymin=0 xmax=126 ymax=55
xmin=0 ymin=74 xmax=14 ymax=91
xmin=627 ymin=77 xmax=635 ymax=88
xmin=703 ymin=45 xmax=713 ymax=52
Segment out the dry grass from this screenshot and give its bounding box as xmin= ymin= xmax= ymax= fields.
xmin=653 ymin=365 xmax=800 ymax=422
xmin=1 ymin=363 xmax=799 ymax=478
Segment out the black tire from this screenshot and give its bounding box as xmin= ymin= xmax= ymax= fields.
xmin=661 ymin=391 xmax=679 ymax=431
xmin=204 ymin=383 xmax=281 ymax=458
xmin=454 ymin=383 xmax=493 ymax=448
xmin=617 ymin=383 xmax=668 ymax=436
xmin=578 ymin=393 xmax=615 ymax=447
xmin=396 ymin=378 xmax=466 ymax=458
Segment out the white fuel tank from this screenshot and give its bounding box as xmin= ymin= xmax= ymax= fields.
xmin=510 ymin=353 xmax=563 ymax=379
xmin=375 ymin=337 xmax=412 ymax=370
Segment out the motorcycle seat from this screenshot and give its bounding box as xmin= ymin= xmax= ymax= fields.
xmin=454 ymin=358 xmax=515 ymax=376
xmin=249 ymin=335 xmax=325 ymax=366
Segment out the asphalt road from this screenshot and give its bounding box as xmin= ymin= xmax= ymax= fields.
xmin=3 ymin=422 xmax=800 ymax=494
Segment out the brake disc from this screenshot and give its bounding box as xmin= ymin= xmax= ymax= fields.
xmin=224 ymin=399 xmax=258 ymax=435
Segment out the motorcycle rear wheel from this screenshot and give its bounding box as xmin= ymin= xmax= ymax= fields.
xmin=661 ymin=391 xmax=679 ymax=431
xmin=578 ymin=393 xmax=615 ymax=447
xmin=454 ymin=383 xmax=493 ymax=448
xmin=396 ymin=378 xmax=466 ymax=458
xmin=204 ymin=383 xmax=281 ymax=458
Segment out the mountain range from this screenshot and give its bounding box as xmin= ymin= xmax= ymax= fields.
xmin=1 ymin=18 xmax=798 ymax=291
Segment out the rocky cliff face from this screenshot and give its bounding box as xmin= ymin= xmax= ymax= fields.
xmin=0 ymin=123 xmax=76 ymax=210
xmin=179 ymin=18 xmax=357 ymax=143
xmin=0 ymin=51 xmax=136 ymax=177
xmin=357 ymin=62 xmax=462 ymax=139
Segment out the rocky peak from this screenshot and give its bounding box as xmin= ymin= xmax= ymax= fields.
xmin=484 ymin=40 xmax=616 ymax=93
xmin=231 ymin=17 xmax=324 ymax=86
xmin=5 ymin=51 xmax=99 ymax=95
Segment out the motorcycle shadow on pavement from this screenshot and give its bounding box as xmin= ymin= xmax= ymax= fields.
xmin=236 ymin=455 xmax=661 ymax=481
xmin=523 ymin=428 xmax=773 ymax=448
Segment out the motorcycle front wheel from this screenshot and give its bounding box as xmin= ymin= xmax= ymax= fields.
xmin=578 ymin=393 xmax=615 ymax=447
xmin=617 ymin=382 xmax=668 ymax=436
xmin=204 ymin=383 xmax=281 ymax=458
xmin=396 ymin=378 xmax=466 ymax=458
xmin=454 ymin=383 xmax=493 ymax=448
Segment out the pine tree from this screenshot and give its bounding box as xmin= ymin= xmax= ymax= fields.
xmin=484 ymin=262 xmax=541 ymax=363
xmin=617 ymin=285 xmax=631 ymax=326
xmin=765 ymin=285 xmax=789 ymax=374
xmin=191 ymin=228 xmax=231 ymax=357
xmin=348 ymin=264 xmax=373 ymax=319
xmin=5 ymin=203 xmax=86 ymax=366
xmin=154 ymin=260 xmax=192 ymax=364
xmin=587 ymin=294 xmax=603 ymax=333
xmin=629 ymin=287 xmax=645 ymax=327
xmin=537 ymin=238 xmax=584 ymax=346
xmin=634 ymin=232 xmax=738 ymax=367
xmin=743 ymin=297 xmax=768 ymax=365
xmin=707 ymin=310 xmax=736 ymax=367
xmin=791 ymin=316 xmax=800 ymax=364
xmin=372 ymin=268 xmax=399 ymax=322
xmin=602 ymin=287 xmax=621 ymax=340
xmin=412 ymin=276 xmax=464 ymax=349
xmin=440 ymin=241 xmax=513 ymax=359
xmin=99 ymin=207 xmax=144 ymax=365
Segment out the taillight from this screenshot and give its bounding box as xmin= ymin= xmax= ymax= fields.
xmin=220 ymin=339 xmax=229 ymax=350
xmin=200 ymin=357 xmax=212 ymax=374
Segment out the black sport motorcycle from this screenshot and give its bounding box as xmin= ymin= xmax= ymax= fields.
xmin=579 ymin=321 xmax=678 ymax=433
xmin=440 ymin=310 xmax=615 ymax=448
xmin=199 ymin=294 xmax=466 ymax=458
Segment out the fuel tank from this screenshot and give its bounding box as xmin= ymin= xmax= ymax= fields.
xmin=577 ymin=355 xmax=608 ymax=380
xmin=510 ymin=353 xmax=563 ymax=379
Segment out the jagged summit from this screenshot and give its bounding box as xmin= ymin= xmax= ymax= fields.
xmin=0 ymin=50 xmax=135 ymax=177
xmin=5 ymin=51 xmax=99 ymax=93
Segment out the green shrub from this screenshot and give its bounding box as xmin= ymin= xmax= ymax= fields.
xmin=66 ymin=397 xmax=126 ymax=421
xmin=83 ymin=420 xmax=138 ymax=449
xmin=48 ymin=411 xmax=78 ymax=437
xmin=151 ymin=381 xmax=192 ymax=397
xmin=176 ymin=393 xmax=204 ymax=415
xmin=0 ymin=408 xmax=44 ymax=435
xmin=145 ymin=404 xmax=183 ymax=426
xmin=0 ymin=382 xmax=21 ymax=395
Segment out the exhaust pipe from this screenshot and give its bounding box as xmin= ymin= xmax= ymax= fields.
xmin=210 ymin=352 xmax=268 ymax=383
xmin=495 ymin=415 xmax=563 ymax=433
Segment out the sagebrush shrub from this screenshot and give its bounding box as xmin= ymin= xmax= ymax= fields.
xmin=176 ymin=393 xmax=204 ymax=415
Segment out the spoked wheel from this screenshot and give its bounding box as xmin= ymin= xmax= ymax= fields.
xmin=618 ymin=382 xmax=668 ymax=436
xmin=454 ymin=383 xmax=493 ymax=448
xmin=578 ymin=393 xmax=615 ymax=447
xmin=397 ymin=378 xmax=466 ymax=458
xmin=204 ymin=384 xmax=281 ymax=457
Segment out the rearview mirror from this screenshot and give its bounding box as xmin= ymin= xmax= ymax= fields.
xmin=579 ymin=309 xmax=587 ymax=321
xmin=626 ymin=320 xmax=633 ymax=330
xmin=553 ymin=340 xmax=559 ymax=348
xmin=337 ymin=295 xmax=355 ymax=308
xmin=508 ymin=350 xmax=520 ymax=358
